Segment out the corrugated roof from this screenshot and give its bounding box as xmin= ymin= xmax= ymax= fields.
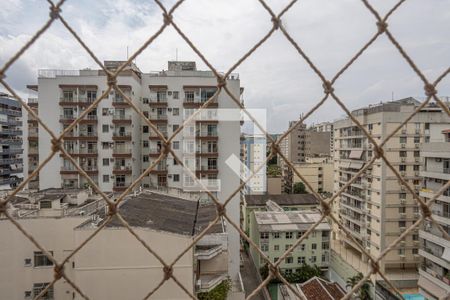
xmin=245 ymin=194 xmax=318 ymax=207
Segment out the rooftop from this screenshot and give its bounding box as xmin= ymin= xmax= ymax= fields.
xmin=91 ymin=191 xmax=223 ymax=236
xmin=245 ymin=193 xmax=318 ymax=207
xmin=254 ymin=210 xmax=330 ymax=232
xmin=296 ymin=277 xmax=345 ymax=300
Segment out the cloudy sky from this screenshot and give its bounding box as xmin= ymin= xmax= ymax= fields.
xmin=1 ymin=0 xmax=449 ymax=132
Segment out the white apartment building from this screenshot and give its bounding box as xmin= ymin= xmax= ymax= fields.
xmin=240 ymin=134 xmax=267 ymax=194
xmin=23 ymin=60 xmax=242 ymax=280
xmin=417 ymin=112 xmax=450 ymax=299
xmin=332 ymin=98 xmax=449 ymax=292
xmin=0 ymin=189 xmax=232 ymax=300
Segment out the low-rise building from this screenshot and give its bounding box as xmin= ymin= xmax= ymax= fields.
xmin=290 ymin=157 xmax=334 ymax=194
xmin=248 ymin=202 xmax=331 ymax=275
xmin=0 ymin=188 xmax=233 ymax=300
xmin=279 ymin=276 xmax=345 ymax=300
xmin=242 ymin=193 xmax=318 ymax=234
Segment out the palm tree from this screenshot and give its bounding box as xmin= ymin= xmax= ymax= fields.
xmin=346 ymin=272 xmax=373 ymax=300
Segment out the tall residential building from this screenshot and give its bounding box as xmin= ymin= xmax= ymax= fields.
xmin=23 ymin=60 xmax=242 ymax=281
xmin=417 ymin=112 xmax=450 ymax=299
xmin=331 ymin=98 xmax=449 ymax=293
xmin=279 ymin=121 xmax=332 ymax=193
xmin=290 ymin=157 xmax=334 ymax=194
xmin=240 ymin=134 xmax=267 ymax=194
xmin=0 ymin=93 xmax=23 ymax=190
xmin=312 ymin=121 xmax=334 ymax=157
xmin=24 ymin=87 xmax=39 ymax=189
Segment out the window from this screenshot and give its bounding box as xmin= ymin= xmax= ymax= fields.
xmin=173 ymin=158 xmax=178 ymax=165
xmin=102 ymin=124 xmax=109 ymax=133
xmin=185 ymin=91 xmax=195 ymax=101
xmin=143 ymin=126 xmax=149 ymax=133
xmin=24 ymin=258 xmax=32 ymax=266
xmin=143 ymin=156 xmax=149 ymax=162
xmin=322 ymin=231 xmax=329 ymax=238
xmin=300 ymin=244 xmax=306 ymax=251
xmin=273 ymin=232 xmax=280 ymax=239
xmin=322 ymin=242 xmax=329 ymax=250
xmin=260 ymin=232 xmax=269 ymax=239
xmin=400 ymin=136 xmax=407 ymax=143
xmin=284 ymin=269 xmax=292 ymax=275
xmin=311 ymin=256 xmax=317 ymax=263
xmin=286 ymin=232 xmax=293 ymax=239
xmin=312 ymin=243 xmax=317 ymax=250
xmin=399 ymin=207 xmax=406 ymax=213
xmin=274 ymin=245 xmax=279 ymax=251
xmin=101 ymin=175 xmax=109 ymax=183
xmin=143 ymin=140 xmax=148 ymax=148
xmin=368 ymin=124 xmax=373 ymax=130
xmin=399 ymin=221 xmax=406 ymax=228
xmin=102 ymin=142 xmax=109 ymax=150
xmin=173 ymin=141 xmax=180 ymax=150
xmin=414 ymin=136 xmax=420 ymax=143
xmin=285 ymin=257 xmax=293 ymax=264
xmin=412 ymin=248 xmax=419 ymax=254
xmin=34 ymin=251 xmax=53 ymax=267
xmin=172 ymin=108 xmax=179 ymax=116
xmin=173 ymin=174 xmax=180 ymax=182
xmin=399 ymin=151 xmax=407 ymax=157
xmin=311 ymin=231 xmax=317 ymax=238
xmin=40 ymin=201 xmax=52 ymax=209
xmin=298 ymin=257 xmax=305 ymax=264
xmin=398 ymin=249 xmax=405 ymax=255
xmin=414 ymin=151 xmax=420 ymax=157
xmin=297 ymin=231 xmax=304 ymax=239
xmin=413 ymin=165 xmax=420 ymax=171
xmin=172 ymin=91 xmax=179 ymax=99
xmin=173 ymin=124 xmax=179 ymax=132
xmin=412 ymin=234 xmax=418 ymax=241
xmin=33 ymin=283 xmax=53 ymax=300
xmin=25 ymin=291 xmax=32 ymax=299
xmin=261 ymin=244 xmax=268 ymax=252
xmin=285 ymin=244 xmax=293 ymax=251
xmin=102 ymin=108 xmax=108 ymax=116
xmin=399 ymin=165 xmax=406 ymax=171
xmin=273 ymin=257 xmax=279 ymax=263
xmin=103 ymin=158 xmax=109 ymax=166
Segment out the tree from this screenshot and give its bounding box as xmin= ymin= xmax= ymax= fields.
xmin=346 ymin=272 xmax=373 ymax=300
xmin=284 ymin=264 xmax=322 ymax=283
xmin=267 ymin=165 xmax=281 ymax=176
xmin=292 ymin=182 xmax=307 ymax=194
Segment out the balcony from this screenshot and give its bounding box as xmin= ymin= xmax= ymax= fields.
xmin=113 ymin=147 xmax=132 ymax=158
xmin=60 ymin=167 xmax=78 ymax=175
xmin=112 ymin=97 xmax=130 ymax=107
xmin=79 ymin=114 xmax=98 ymax=124
xmin=112 ymin=131 xmax=132 ymax=141
xmin=196 ymin=150 xmax=219 ymax=157
xmin=196 ymin=273 xmax=228 ymax=293
xmin=113 ymin=165 xmax=132 ymax=175
xmin=148 ymin=114 xmax=168 ymax=123
xmin=148 ymin=98 xmax=168 ymax=107
xmin=75 ymin=147 xmax=98 ymax=157
xmin=80 ymin=165 xmax=98 ymax=175
xmin=196 ymin=165 xmax=218 ymax=175
xmin=149 ymin=164 xmax=168 ymax=174
xmin=112 ymin=114 xmax=132 ymax=124
xmin=1 ymin=138 xmax=22 ymax=145
xmin=113 ymin=182 xmax=130 ymax=192
xmin=148 ymin=148 xmax=163 ymax=157
xmin=183 ymin=99 xmax=219 ymax=109
xmin=149 ymin=131 xmax=168 ymax=140
xmin=195 ymin=131 xmax=218 ymax=141
xmin=59 ymin=97 xmax=78 ymax=106
xmin=195 ymin=244 xmax=224 ymax=260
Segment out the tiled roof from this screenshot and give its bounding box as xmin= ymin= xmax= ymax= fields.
xmin=297 ymin=277 xmax=345 ymax=300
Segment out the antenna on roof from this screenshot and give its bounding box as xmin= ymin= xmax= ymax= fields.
xmin=126 ymin=46 xmax=129 ymax=60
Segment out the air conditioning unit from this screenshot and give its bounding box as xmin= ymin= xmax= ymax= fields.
xmin=401 ymin=129 xmax=407 ymax=134
xmin=110 ymin=175 xmax=115 ymax=179
xmin=401 ymin=143 xmax=406 ymax=148
xmin=400 ymin=171 xmax=406 ymax=176
xmin=143 ymin=97 xmax=149 ymax=102
xmin=108 ymin=109 xmax=114 ymax=115
xmin=400 ymin=199 xmax=406 ymax=204
xmin=168 ymin=174 xmax=172 ymax=178
xmin=415 ymin=129 xmax=420 ymax=134
xmin=400 ymin=213 xmax=406 ymax=219
xmin=399 ymin=255 xmax=406 ymax=260
xmin=415 ymin=171 xmax=420 ymax=176
xmin=168 ymin=108 xmax=172 ymax=112
xmin=415 ymin=158 xmax=420 ymax=163
xmin=415 ymin=144 xmax=420 ymax=148
xmin=401 ymin=157 xmax=406 ymax=162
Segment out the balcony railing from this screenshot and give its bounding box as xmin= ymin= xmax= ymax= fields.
xmin=113 ymin=132 xmax=132 ymax=138
xmin=113 ymin=115 xmax=132 ymax=120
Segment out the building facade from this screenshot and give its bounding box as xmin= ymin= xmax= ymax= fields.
xmin=289 ymin=157 xmax=334 ymax=194
xmin=24 ymin=61 xmax=242 ymax=280
xmin=0 ymin=93 xmax=23 ymax=190
xmin=249 ymin=202 xmax=331 ymax=274
xmin=240 ymin=134 xmax=267 ymax=194
xmin=332 ymin=98 xmax=449 ymax=291
xmin=417 ymin=115 xmax=450 ymax=299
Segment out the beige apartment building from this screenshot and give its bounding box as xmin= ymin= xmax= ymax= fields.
xmin=291 ymin=157 xmax=334 ymax=194
xmin=331 ymin=98 xmax=450 ymax=292
xmin=0 ymin=188 xmax=231 ymax=300
xmin=417 ymin=115 xmax=450 ymax=299
xmin=279 ymin=121 xmax=332 ymax=193
xmin=23 ymin=60 xmax=242 ymax=280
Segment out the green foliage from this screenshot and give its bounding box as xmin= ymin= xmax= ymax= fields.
xmin=197 ymin=278 xmax=231 ymax=300
xmin=260 ymin=263 xmax=322 ymax=284
xmin=346 ymin=272 xmax=373 ymax=300
xmin=267 ymin=164 xmax=281 ymax=176
xmin=292 ymin=182 xmax=307 ymax=194
xmin=267 ymin=152 xmax=277 ymax=165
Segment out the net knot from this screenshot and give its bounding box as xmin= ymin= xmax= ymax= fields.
xmin=370 ymin=260 xmax=380 ymax=274
xmin=424 ymin=84 xmax=437 ymax=97
xmin=108 ymin=203 xmax=117 ymax=216
xmin=271 ymin=17 xmax=281 ymax=30
xmin=162 ymin=142 xmax=171 ymax=155
xmin=376 ymin=21 xmax=388 ymax=33
xmin=320 ymin=201 xmax=331 ymax=216
xmin=107 ymin=74 xmax=117 ymax=87
xmin=0 ymin=71 xmax=5 ymax=80
xmin=216 ymin=203 xmax=226 ymax=216
xmin=217 ymin=76 xmax=226 ymax=88
xmin=420 ymin=203 xmax=431 ymax=218
xmin=322 ymin=81 xmax=334 ymax=94
xmin=269 ymin=264 xmax=279 ymax=278
xmin=49 ymin=5 xmax=61 ymax=20
xmin=163 ymin=266 xmax=173 ymax=280
xmin=54 ymin=264 xmax=64 ymax=280
xmin=374 ymin=146 xmax=383 ymax=159
xmin=51 ymin=139 xmax=62 ymax=152
xmin=0 ymin=201 xmax=7 ymax=215
xmin=163 ymin=13 xmax=173 ymax=26
xmin=270 ymin=143 xmax=280 ymax=157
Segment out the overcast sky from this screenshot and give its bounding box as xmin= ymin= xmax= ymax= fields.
xmin=1 ymin=0 xmax=449 ymax=132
